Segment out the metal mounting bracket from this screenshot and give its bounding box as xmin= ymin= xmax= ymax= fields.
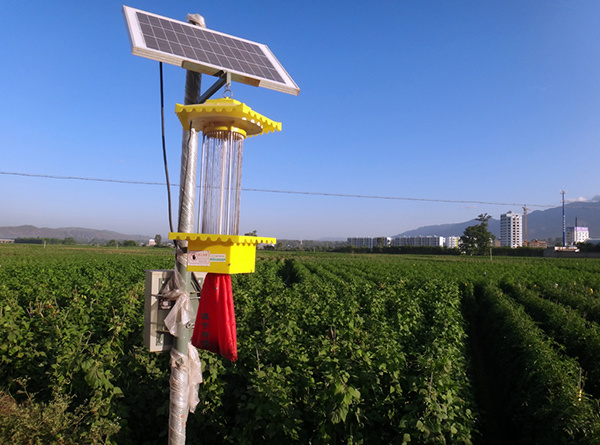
xmin=198 ymin=71 xmax=232 ymax=104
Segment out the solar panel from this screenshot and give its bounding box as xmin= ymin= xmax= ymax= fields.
xmin=123 ymin=6 xmax=300 ymax=96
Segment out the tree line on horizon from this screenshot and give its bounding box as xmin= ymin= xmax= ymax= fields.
xmin=13 ymin=237 xmax=145 ymax=247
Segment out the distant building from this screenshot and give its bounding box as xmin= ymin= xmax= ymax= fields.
xmin=445 ymin=236 xmax=460 ymax=249
xmin=566 ymin=226 xmax=589 ymax=246
xmin=148 ymin=239 xmax=156 ymax=247
xmin=347 ymin=237 xmax=391 ymax=248
xmin=500 ymin=211 xmax=522 ymax=248
xmin=524 ymin=239 xmax=547 ymax=249
xmin=376 ymin=237 xmax=392 ymax=247
xmin=0 ymin=239 xmax=15 ymax=244
xmin=392 ymin=236 xmax=445 ymax=247
xmin=348 ymin=237 xmax=373 ymax=248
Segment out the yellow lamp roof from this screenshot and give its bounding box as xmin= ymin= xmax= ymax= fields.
xmin=169 ymin=232 xmax=276 ymax=245
xmin=175 ymin=98 xmax=281 ymax=137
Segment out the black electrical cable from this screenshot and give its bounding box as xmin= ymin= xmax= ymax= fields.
xmin=160 ymin=62 xmax=174 ymax=233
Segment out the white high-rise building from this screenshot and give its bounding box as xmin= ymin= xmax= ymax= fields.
xmin=500 ymin=211 xmax=522 ymax=248
xmin=445 ymin=236 xmax=460 ymax=249
xmin=566 ymin=226 xmax=589 ymax=246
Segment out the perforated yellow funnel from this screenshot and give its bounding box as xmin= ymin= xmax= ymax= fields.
xmin=175 ymin=98 xmax=281 ymax=138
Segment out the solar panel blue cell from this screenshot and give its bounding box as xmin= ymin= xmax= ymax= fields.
xmin=172 ymin=45 xmax=185 ymax=58
xmin=230 ymin=59 xmax=243 ymax=72
xmin=182 ymin=46 xmax=195 ymax=59
xmin=205 ymin=52 xmax=219 ymax=66
xmin=214 ymin=34 xmax=227 ymax=45
xmin=176 ymin=33 xmax=190 ymax=46
xmin=163 ymin=19 xmax=174 ymax=31
xmin=157 ymin=39 xmax=171 ymax=53
xmin=203 ymin=32 xmax=217 ymax=43
xmin=146 ymin=37 xmax=158 ymax=50
xmin=165 ymin=29 xmax=177 ymax=42
xmin=147 ymin=15 xmax=160 ymax=26
xmin=154 ymin=28 xmax=166 ymax=40
xmin=140 ymin=23 xmax=153 ymax=37
xmin=196 ymin=48 xmax=208 ymax=60
xmin=222 ymin=46 xmax=234 ymax=57
xmin=171 ymin=22 xmax=185 ymax=33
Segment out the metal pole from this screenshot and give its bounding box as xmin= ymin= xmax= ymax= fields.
xmin=169 ymin=13 xmax=205 ymax=445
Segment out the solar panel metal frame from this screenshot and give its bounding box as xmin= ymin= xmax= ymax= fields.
xmin=123 ymin=5 xmax=299 ymax=96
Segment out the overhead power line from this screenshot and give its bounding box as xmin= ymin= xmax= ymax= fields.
xmin=0 ymin=171 xmax=167 ymax=186
xmin=242 ymin=187 xmax=557 ymax=208
xmin=2 ymin=170 xmax=596 ymax=210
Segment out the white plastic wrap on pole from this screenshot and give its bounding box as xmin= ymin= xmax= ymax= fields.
xmin=185 ymin=13 xmax=205 ymax=28
xmin=162 ymin=249 xmax=195 ymax=337
xmin=163 ymin=288 xmax=193 ymax=338
xmin=169 ymin=344 xmax=203 ymax=443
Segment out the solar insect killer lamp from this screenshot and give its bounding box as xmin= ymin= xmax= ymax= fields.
xmin=123 ymin=6 xmax=299 ymax=443
xmin=169 ymin=97 xmax=279 ymax=273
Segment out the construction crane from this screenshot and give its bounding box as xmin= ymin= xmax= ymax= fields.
xmin=561 ymin=190 xmax=567 ymax=247
xmin=522 ymin=205 xmax=530 ymax=246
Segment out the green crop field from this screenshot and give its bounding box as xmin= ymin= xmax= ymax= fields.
xmin=2 ymin=244 xmax=600 ymax=444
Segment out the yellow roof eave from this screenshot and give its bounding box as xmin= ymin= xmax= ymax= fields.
xmin=169 ymin=232 xmax=276 ymax=246
xmin=175 ymin=98 xmax=281 ymax=137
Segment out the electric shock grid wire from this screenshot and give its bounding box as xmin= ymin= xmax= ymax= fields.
xmin=196 ymin=133 xmax=206 ymax=233
xmin=160 ymin=62 xmax=174 ymax=233
xmin=182 ymin=121 xmax=194 ymax=229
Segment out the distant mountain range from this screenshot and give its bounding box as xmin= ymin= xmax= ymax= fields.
xmin=0 ymin=225 xmax=150 ymax=244
xmin=396 ymin=201 xmax=600 ymax=241
xmin=3 ymin=201 xmax=600 ymax=244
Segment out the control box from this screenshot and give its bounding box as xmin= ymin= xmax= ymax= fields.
xmin=144 ymin=270 xmax=174 ymax=352
xmin=143 ymin=269 xmax=206 ymax=352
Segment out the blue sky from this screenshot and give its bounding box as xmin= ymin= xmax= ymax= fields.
xmin=1 ymin=1 xmax=599 ymax=240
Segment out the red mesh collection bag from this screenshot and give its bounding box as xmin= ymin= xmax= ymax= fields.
xmin=191 ymin=273 xmax=238 ymax=361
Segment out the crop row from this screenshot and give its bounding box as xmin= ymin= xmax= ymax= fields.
xmin=465 ymin=283 xmax=600 ymax=443
xmin=219 ymin=258 xmax=477 ymax=443
xmin=500 ymin=282 xmax=600 ymax=398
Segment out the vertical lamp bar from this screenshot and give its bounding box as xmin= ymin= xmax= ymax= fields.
xmin=199 ymin=130 xmax=245 ymax=235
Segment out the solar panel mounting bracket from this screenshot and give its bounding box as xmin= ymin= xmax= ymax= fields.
xmin=197 ymin=71 xmax=231 ymax=104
